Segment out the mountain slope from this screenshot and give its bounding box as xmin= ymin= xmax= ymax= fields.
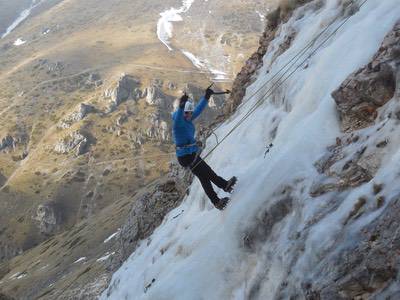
xmin=101 ymin=1 xmax=400 ymax=299
xmin=0 ymin=0 xmax=278 ymax=265
xmin=0 ymin=0 xmax=281 ymax=298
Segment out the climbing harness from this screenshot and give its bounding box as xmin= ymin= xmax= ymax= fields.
xmin=175 ymin=143 xmax=197 ymax=151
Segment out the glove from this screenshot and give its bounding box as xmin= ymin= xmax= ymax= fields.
xmin=179 ymin=94 xmax=189 ymax=109
xmin=205 ymin=88 xmax=214 ymax=100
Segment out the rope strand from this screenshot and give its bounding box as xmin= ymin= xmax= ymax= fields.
xmin=191 ymin=0 xmax=369 ymax=170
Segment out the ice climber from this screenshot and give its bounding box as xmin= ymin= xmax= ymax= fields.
xmin=172 ymin=86 xmax=237 ymax=210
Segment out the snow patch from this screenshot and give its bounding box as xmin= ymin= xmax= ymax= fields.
xmin=102 ymin=1 xmax=400 ymax=299
xmin=16 ymin=273 xmax=27 ymax=279
xmin=9 ymin=271 xmax=27 ymax=280
xmin=1 ymin=0 xmax=46 ymax=39
xmin=104 ymin=228 xmax=121 ymax=243
xmin=156 ymin=0 xmax=195 ymax=51
xmin=256 ymin=10 xmax=265 ymax=23
xmin=182 ymin=50 xmax=230 ymax=82
xmin=13 ymin=38 xmax=27 ymax=46
xmin=97 ymin=252 xmax=115 ymax=262
xmin=73 ymin=257 xmax=86 ymax=264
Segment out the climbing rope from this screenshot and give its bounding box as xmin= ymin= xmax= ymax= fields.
xmin=191 ymin=0 xmax=369 ymax=170
xmin=36 ymin=2 xmax=370 ymax=297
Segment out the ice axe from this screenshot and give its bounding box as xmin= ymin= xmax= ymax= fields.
xmin=207 ymin=82 xmax=231 ymax=95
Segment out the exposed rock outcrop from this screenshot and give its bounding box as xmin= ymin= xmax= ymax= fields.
xmin=0 ymin=135 xmax=16 ymax=152
xmin=54 ymin=131 xmax=91 ymax=156
xmin=33 ymin=59 xmax=64 ymax=75
xmin=104 ymin=74 xmax=141 ymax=112
xmin=310 ymin=22 xmax=400 ymax=197
xmin=59 ymin=103 xmax=95 ymax=129
xmin=34 ymin=201 xmax=61 ymax=235
xmin=0 ymin=292 xmax=15 ymax=300
xmin=300 ymin=196 xmax=400 ymax=299
xmin=109 ymin=178 xmax=182 ymax=270
xmin=332 ymin=21 xmax=400 ymax=132
xmin=295 ymin=23 xmax=400 ymax=298
xmin=116 ymin=113 xmax=129 ymax=126
xmin=310 ymin=136 xmax=374 ymax=197
xmin=0 ymin=242 xmax=21 ymax=264
xmin=243 ymin=194 xmax=293 ymax=251
xmin=168 ymin=160 xmax=193 ymax=196
xmin=224 ymin=1 xmax=313 ymax=115
xmin=144 ymin=84 xmax=173 ymax=109
xmin=129 ymin=131 xmax=145 ymax=148
xmin=86 ymin=73 xmax=103 ymax=87
xmin=146 ymin=112 xmax=170 ymax=142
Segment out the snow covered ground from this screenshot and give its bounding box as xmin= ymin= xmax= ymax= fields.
xmin=156 ymin=0 xmax=195 ymax=51
xmin=13 ymin=38 xmax=27 ymax=46
xmin=103 ymin=1 xmax=400 ymax=299
xmin=1 ymin=0 xmax=44 ymax=39
xmin=156 ymin=0 xmax=231 ymax=81
xmin=181 ymin=50 xmax=230 ymax=81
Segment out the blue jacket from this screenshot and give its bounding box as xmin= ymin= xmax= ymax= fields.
xmin=172 ymin=96 xmax=208 ymax=157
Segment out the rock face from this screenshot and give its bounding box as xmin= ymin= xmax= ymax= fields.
xmin=109 ymin=178 xmax=183 ymax=271
xmin=332 ymin=21 xmax=400 ymax=132
xmin=168 ymin=159 xmax=193 ymax=196
xmin=104 ymin=74 xmax=141 ymax=111
xmin=54 ymin=131 xmax=91 ymax=156
xmin=145 ymin=84 xmax=173 ymax=109
xmin=146 ymin=112 xmax=170 ymax=142
xmin=223 ymin=7 xmax=286 ymax=115
xmin=310 ymin=136 xmax=374 ymax=197
xmin=145 ymin=85 xmax=163 ymax=106
xmin=224 ymin=0 xmax=315 ymax=116
xmin=311 ymin=22 xmax=400 ymax=198
xmin=86 ymin=72 xmax=103 ymax=87
xmin=0 ymin=242 xmax=21 ymax=264
xmin=34 ymin=59 xmax=64 ymax=74
xmin=34 ymin=201 xmax=61 ymax=235
xmin=299 ymin=196 xmax=400 ymax=300
xmin=59 ymin=103 xmax=95 ymax=129
xmin=291 ymin=22 xmax=400 ymax=299
xmin=0 ymin=135 xmax=16 ymax=151
xmin=0 ymin=292 xmax=15 ymax=300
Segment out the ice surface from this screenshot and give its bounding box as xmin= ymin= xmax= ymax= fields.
xmin=102 ymin=1 xmax=400 ymax=299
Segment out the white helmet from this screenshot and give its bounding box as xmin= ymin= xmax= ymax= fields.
xmin=184 ymin=101 xmax=194 ymax=112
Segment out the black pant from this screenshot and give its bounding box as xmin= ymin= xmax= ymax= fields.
xmin=178 ymin=153 xmax=228 ymax=205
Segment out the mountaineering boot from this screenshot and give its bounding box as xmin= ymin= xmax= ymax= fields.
xmin=223 ymin=176 xmax=237 ymax=193
xmin=214 ymin=197 xmax=230 ymax=210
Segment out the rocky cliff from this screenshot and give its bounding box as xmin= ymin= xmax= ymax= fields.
xmin=98 ymin=1 xmax=400 ymax=299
